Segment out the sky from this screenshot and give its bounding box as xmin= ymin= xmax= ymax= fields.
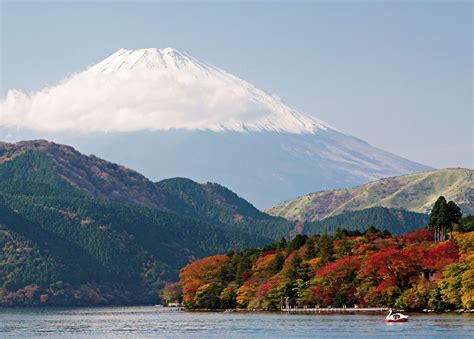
xmin=1 ymin=0 xmax=472 ymax=169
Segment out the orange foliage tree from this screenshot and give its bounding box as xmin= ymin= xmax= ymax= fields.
xmin=179 ymin=254 xmax=229 ymax=308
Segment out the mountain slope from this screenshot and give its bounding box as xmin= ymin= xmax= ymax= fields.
xmin=156 ymin=177 xmax=293 ymax=240
xmin=1 ymin=47 xmax=430 ymax=207
xmin=267 ymin=168 xmax=473 ymax=221
xmin=0 ymin=140 xmax=294 ymax=238
xmin=0 ymin=140 xmax=293 ymax=306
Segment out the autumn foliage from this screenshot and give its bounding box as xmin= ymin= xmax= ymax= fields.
xmin=180 ymin=228 xmax=473 ymax=311
xmin=179 ymin=255 xmax=229 ymax=308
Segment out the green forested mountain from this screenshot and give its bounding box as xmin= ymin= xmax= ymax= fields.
xmin=303 ymin=207 xmax=429 ymax=235
xmin=156 ymin=178 xmax=293 ymax=240
xmin=0 ymin=140 xmax=290 ymax=306
xmin=267 ymin=168 xmax=473 ymax=221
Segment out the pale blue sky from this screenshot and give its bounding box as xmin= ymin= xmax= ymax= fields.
xmin=1 ymin=0 xmax=472 ymax=168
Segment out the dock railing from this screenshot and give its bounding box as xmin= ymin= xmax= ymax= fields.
xmin=281 ymin=305 xmax=389 ymax=313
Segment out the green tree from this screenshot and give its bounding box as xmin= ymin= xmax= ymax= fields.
xmin=278 ymin=238 xmax=287 ymax=249
xmin=195 ymin=282 xmax=223 ymax=309
xmin=287 ymin=234 xmax=308 ymax=254
xmin=459 ymin=215 xmax=474 ymax=232
xmin=316 ymin=234 xmax=334 ymax=265
xmin=429 ymin=197 xmax=463 ymax=241
xmin=286 ymin=252 xmax=309 ymax=281
xmin=270 ymin=250 xmax=285 ymax=274
xmin=304 ymin=237 xmax=316 ymax=260
xmin=447 ymin=201 xmax=462 ymax=234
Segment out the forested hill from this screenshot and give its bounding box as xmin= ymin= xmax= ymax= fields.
xmin=156 ymin=178 xmax=293 ymax=240
xmin=0 ymin=140 xmax=292 ymax=306
xmin=0 ymin=140 xmax=294 ymax=239
xmin=303 ymin=207 xmax=429 ymax=235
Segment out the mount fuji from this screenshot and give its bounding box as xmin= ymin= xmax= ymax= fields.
xmin=0 ymin=48 xmax=430 ymax=207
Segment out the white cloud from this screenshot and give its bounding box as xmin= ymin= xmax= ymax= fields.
xmin=2 ymin=71 xmax=259 ymax=132
xmin=0 ymin=48 xmax=328 ymax=134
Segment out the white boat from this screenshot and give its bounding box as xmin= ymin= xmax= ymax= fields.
xmin=385 ymin=308 xmax=409 ymax=322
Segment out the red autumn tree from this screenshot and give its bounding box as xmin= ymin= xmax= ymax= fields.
xmin=310 ymin=255 xmax=361 ymax=307
xmin=357 ymin=246 xmax=424 ymax=305
xmin=399 ymin=229 xmax=434 ymax=244
xmin=422 ymin=241 xmax=459 ymax=271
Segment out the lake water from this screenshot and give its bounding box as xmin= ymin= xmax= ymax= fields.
xmin=0 ymin=306 xmax=473 ymax=338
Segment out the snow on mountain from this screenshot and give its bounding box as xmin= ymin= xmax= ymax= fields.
xmin=0 ymin=47 xmax=431 ymax=207
xmin=1 ymin=48 xmax=333 ymax=134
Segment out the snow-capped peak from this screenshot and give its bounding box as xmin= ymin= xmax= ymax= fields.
xmin=1 ymin=47 xmax=338 ymax=134
xmin=87 ymin=47 xmax=205 ymax=74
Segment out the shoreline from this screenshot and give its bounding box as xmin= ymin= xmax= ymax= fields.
xmin=1 ymin=303 xmax=473 ymax=314
xmin=184 ymin=307 xmax=474 ymax=314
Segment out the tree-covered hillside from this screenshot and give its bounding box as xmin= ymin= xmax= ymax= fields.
xmin=156 ymin=177 xmax=293 ymax=240
xmin=303 ymin=207 xmax=429 ymax=235
xmin=0 ymin=140 xmax=294 ymax=240
xmin=180 ymin=228 xmax=474 ymax=311
xmin=0 ymin=144 xmax=281 ymax=306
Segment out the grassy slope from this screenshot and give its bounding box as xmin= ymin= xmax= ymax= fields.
xmin=267 ymin=168 xmax=473 ymax=221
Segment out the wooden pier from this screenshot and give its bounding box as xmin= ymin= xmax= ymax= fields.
xmin=281 ymin=306 xmax=389 ymax=313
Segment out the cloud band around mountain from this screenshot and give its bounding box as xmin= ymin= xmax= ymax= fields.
xmin=1 ymin=48 xmax=328 ymax=134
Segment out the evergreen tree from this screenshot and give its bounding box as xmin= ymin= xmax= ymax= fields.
xmin=459 ymin=215 xmax=474 ymax=232
xmin=304 ymin=237 xmax=316 ymax=260
xmin=429 ymin=196 xmax=463 ymax=241
xmin=287 ymin=252 xmax=302 ymax=280
xmin=286 ymin=252 xmax=309 ymax=281
xmin=286 ymin=234 xmax=308 ymax=254
xmin=270 ymin=250 xmax=285 ymax=274
xmin=447 ymin=201 xmax=462 ymax=227
xmin=429 ymin=196 xmax=448 ymax=242
xmin=316 ymin=234 xmax=334 ymax=265
xmin=278 ymin=237 xmax=287 ymax=250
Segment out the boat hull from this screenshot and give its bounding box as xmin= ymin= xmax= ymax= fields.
xmin=385 ymin=318 xmax=409 ymax=323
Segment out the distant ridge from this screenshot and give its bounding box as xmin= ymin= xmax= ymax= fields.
xmin=267 ymin=168 xmax=473 ymax=221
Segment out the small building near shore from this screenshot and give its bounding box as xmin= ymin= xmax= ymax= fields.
xmin=421 ymin=269 xmax=435 ymax=282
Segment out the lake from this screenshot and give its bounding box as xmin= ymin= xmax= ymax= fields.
xmin=0 ymin=306 xmax=473 ymax=338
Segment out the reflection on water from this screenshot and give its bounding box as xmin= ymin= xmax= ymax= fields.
xmin=0 ymin=306 xmax=473 ymax=337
